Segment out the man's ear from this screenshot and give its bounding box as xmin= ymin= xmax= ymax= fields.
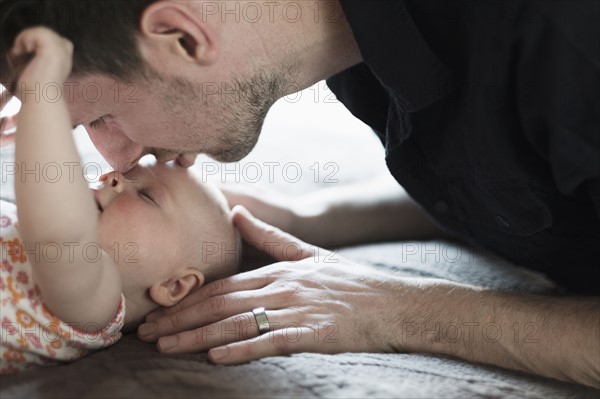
xmin=139 ymin=1 xmax=219 ymax=66
xmin=148 ymin=268 xmax=205 ymax=307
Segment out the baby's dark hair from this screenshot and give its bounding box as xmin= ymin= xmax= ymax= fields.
xmin=0 ymin=0 xmax=156 ymax=86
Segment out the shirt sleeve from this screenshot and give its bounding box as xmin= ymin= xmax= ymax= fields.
xmin=67 ymin=294 xmax=126 ymax=349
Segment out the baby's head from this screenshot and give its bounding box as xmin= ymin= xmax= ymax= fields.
xmin=92 ymin=162 xmax=241 ymax=324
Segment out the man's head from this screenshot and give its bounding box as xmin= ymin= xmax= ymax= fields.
xmin=94 ymin=162 xmax=241 ymax=319
xmin=0 ymin=0 xmax=151 ymax=82
xmin=0 ymin=0 xmax=306 ymax=170
xmin=1 ymin=1 xmax=360 ymax=171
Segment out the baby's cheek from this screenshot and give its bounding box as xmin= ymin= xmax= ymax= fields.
xmin=122 ymin=225 xmax=170 ymax=269
xmin=98 ymin=203 xmax=147 ymax=255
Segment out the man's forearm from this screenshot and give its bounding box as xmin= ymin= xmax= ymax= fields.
xmin=395 ymin=281 xmax=600 ymax=387
xmin=291 ymin=174 xmax=447 ymax=248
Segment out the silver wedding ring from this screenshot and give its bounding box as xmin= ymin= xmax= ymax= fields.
xmin=252 ymin=307 xmax=271 ymax=335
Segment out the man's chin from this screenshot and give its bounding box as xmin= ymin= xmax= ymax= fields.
xmin=209 ymin=150 xmax=250 ymax=163
xmin=210 ymin=137 xmax=260 ymax=163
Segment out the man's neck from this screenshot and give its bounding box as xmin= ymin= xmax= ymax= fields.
xmin=229 ymin=0 xmax=363 ymax=93
xmin=287 ymin=0 xmax=363 ymax=88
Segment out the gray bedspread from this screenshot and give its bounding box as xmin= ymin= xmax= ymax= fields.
xmin=1 ymin=241 xmax=598 ymax=399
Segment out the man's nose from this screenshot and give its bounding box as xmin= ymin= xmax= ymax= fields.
xmin=85 ymin=124 xmax=146 ymax=173
xmin=102 ymin=143 xmax=147 ymax=174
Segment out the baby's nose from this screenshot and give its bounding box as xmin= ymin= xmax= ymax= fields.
xmin=99 ymin=171 xmax=125 ymax=193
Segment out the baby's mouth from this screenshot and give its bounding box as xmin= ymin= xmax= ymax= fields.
xmin=95 ymin=197 xmax=103 ymax=212
xmin=91 ymin=189 xmax=104 ymax=213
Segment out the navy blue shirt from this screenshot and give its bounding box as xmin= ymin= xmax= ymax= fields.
xmin=328 ymin=0 xmax=600 ymax=294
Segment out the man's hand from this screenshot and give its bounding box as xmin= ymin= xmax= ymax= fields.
xmin=221 ymin=175 xmax=447 ymax=248
xmin=137 ymin=205 xmax=423 ymax=364
xmin=219 ymin=184 xmax=298 ymax=234
xmin=138 ymin=206 xmax=599 ymax=388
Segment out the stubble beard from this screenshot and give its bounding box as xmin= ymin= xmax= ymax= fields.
xmin=154 ymin=66 xmax=295 ymax=162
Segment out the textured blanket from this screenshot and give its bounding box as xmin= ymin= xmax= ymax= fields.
xmin=1 ymin=241 xmax=598 ymax=398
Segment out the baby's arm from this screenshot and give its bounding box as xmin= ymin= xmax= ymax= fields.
xmin=12 ymin=27 xmax=121 ymax=328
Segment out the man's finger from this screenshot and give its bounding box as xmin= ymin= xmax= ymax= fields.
xmin=207 ymin=327 xmax=324 ymax=365
xmin=139 ymin=283 xmax=294 ymax=341
xmin=232 ymin=205 xmax=318 ymax=262
xmin=138 ymin=291 xmax=257 ymax=341
xmin=144 ymin=272 xmax=272 ymax=322
xmin=155 ymin=308 xmax=294 ymax=354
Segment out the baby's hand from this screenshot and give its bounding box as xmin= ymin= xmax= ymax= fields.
xmin=8 ymin=27 xmax=73 ymax=89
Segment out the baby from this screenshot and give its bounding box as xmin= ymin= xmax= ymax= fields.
xmin=0 ymin=28 xmax=241 ymax=373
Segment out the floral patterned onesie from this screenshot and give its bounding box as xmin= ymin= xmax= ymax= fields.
xmin=0 ymin=201 xmax=126 ymax=374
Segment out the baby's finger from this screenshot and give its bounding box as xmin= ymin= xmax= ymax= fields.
xmin=9 ymin=35 xmax=35 ymax=64
xmin=11 ymin=27 xmax=46 ymax=56
xmin=8 ymin=27 xmax=57 ymax=74
xmin=6 ymin=48 xmax=33 ymax=82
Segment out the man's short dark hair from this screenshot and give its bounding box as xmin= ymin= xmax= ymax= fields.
xmin=0 ymin=0 xmax=156 ymax=86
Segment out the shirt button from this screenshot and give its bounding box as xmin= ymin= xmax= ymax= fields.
xmin=496 ymin=214 xmax=510 ymax=228
xmin=434 ymin=200 xmax=449 ymax=214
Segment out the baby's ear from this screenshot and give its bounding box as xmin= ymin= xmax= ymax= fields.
xmin=148 ymin=269 xmax=205 ymax=307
